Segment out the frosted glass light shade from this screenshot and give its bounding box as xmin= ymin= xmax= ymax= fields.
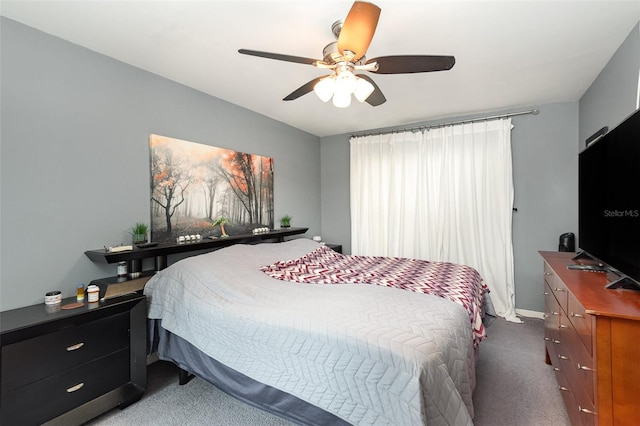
xmin=354 ymin=77 xmax=374 ymax=102
xmin=332 ymin=91 xmax=352 ymax=108
xmin=334 ymin=70 xmax=357 ymax=94
xmin=314 ymin=77 xmax=335 ymax=102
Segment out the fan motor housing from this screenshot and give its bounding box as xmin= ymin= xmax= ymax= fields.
xmin=323 ymin=41 xmax=366 ymax=65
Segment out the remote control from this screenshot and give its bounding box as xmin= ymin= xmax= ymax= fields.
xmin=136 ymin=242 xmax=159 ymax=248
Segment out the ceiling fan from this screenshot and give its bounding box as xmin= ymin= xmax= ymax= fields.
xmin=238 ymin=1 xmax=455 ymax=108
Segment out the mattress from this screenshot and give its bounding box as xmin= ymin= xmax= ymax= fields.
xmin=144 ymin=239 xmax=481 ymax=425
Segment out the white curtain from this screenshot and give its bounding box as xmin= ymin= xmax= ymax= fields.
xmin=350 ymin=118 xmax=520 ymax=322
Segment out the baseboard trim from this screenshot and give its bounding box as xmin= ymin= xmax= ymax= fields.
xmin=516 ymin=309 xmax=544 ymax=319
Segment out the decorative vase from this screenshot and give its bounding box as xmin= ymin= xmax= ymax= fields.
xmin=133 ymin=233 xmax=147 ymax=244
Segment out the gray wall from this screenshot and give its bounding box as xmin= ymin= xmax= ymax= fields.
xmin=579 ymin=23 xmax=640 ymax=145
xmin=0 ymin=18 xmax=321 ymax=311
xmin=320 ymin=104 xmax=579 ymax=314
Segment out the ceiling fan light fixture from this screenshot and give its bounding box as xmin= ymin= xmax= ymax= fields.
xmin=239 ymin=1 xmax=455 ymax=108
xmin=314 ymin=76 xmax=335 ymax=102
xmin=354 ymin=77 xmax=374 ymax=102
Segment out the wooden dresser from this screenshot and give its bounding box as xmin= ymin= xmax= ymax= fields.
xmin=540 ymin=251 xmax=640 ymax=426
xmin=1 ymin=293 xmax=146 ymax=425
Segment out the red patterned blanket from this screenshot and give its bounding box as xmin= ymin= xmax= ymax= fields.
xmin=261 ymin=246 xmax=488 ymax=347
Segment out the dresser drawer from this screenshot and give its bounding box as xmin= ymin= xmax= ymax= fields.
xmin=544 ymin=262 xmax=568 ymax=312
xmin=554 ymin=313 xmax=573 ymax=369
xmin=567 ymin=291 xmax=592 ymax=356
xmin=1 ymin=348 xmax=129 ymax=426
xmin=555 ymin=367 xmax=582 ymax=426
xmin=560 ymin=317 xmax=595 ymax=405
xmin=544 ymin=286 xmax=561 ymax=362
xmin=1 ymin=311 xmax=129 ymax=393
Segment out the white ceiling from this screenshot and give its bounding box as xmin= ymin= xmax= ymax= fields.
xmin=2 ymin=1 xmax=639 ymax=137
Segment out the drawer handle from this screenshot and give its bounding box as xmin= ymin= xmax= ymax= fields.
xmin=544 ymin=291 xmax=550 ymax=295
xmin=578 ymin=406 xmax=597 ymax=415
xmin=558 ymin=354 xmax=570 ymax=360
xmin=553 ymin=367 xmax=561 ymax=372
xmin=554 ymin=287 xmax=565 ymax=292
xmin=66 ymin=383 xmax=84 ymax=393
xmin=559 ymin=324 xmax=568 ymax=329
xmin=578 ymin=363 xmax=594 ymax=372
xmin=571 ymin=312 xmax=585 ymax=318
xmin=544 ymin=337 xmax=551 ymax=341
xmin=545 ymin=272 xmax=552 ymax=276
xmin=558 ymin=386 xmax=570 ymax=392
xmin=552 ymin=339 xmax=562 ymax=345
xmin=551 ymin=311 xmax=559 ymax=316
xmin=543 ymin=314 xmax=550 ymax=319
xmin=66 ymin=342 xmax=85 ymax=351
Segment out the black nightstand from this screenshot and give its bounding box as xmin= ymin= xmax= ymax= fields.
xmin=1 ymin=294 xmax=146 ymax=425
xmin=325 ymin=244 xmax=343 ymax=254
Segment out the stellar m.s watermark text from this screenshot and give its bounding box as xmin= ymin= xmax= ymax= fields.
xmin=603 ymin=209 xmax=640 ymax=218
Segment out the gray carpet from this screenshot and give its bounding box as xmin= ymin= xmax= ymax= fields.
xmin=86 ymin=316 xmax=570 ymax=425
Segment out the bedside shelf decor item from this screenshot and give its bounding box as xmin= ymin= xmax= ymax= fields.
xmin=280 ymin=214 xmax=292 ymax=228
xmin=212 ymin=217 xmax=229 ymax=238
xmin=149 ymin=134 xmax=274 ymax=243
xmin=130 ymin=222 xmax=149 ymax=245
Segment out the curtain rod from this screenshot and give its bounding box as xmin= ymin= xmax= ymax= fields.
xmin=351 ymin=108 xmax=540 ymax=138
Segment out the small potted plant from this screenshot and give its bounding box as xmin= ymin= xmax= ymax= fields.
xmin=280 ymin=215 xmax=292 ymax=228
xmin=131 ymin=222 xmax=149 ymax=244
xmin=212 ymin=217 xmax=229 ymax=237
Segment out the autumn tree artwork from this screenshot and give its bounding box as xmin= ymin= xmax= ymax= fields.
xmin=149 ymin=134 xmax=274 ymax=242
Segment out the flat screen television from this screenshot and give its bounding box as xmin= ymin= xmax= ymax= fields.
xmin=578 ymin=108 xmax=640 ymax=288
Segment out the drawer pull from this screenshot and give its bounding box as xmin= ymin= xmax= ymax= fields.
xmin=66 ymin=342 xmax=85 ymax=351
xmin=544 ymin=291 xmax=550 ymax=295
xmin=544 ymin=337 xmax=551 ymax=341
xmin=552 ymin=339 xmax=562 ymax=344
xmin=559 ymin=324 xmax=568 ymax=329
xmin=543 ymin=314 xmax=550 ymax=319
xmin=578 ymin=406 xmax=597 ymax=415
xmin=571 ymin=312 xmax=585 ymax=318
xmin=558 ymin=386 xmax=570 ymax=392
xmin=545 ymin=272 xmax=552 ymax=276
xmin=554 ymin=287 xmax=565 ymax=292
xmin=578 ymin=363 xmax=594 ymax=372
xmin=558 ymin=354 xmax=570 ymax=360
xmin=553 ymin=367 xmax=561 ymax=372
xmin=551 ymin=311 xmax=559 ymax=316
xmin=66 ymin=383 xmax=85 ymax=393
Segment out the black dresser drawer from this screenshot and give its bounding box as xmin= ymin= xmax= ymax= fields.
xmin=1 ymin=311 xmax=129 ymax=393
xmin=1 ymin=348 xmax=130 ymax=426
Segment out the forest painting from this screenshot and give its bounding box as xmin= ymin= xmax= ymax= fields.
xmin=149 ymin=134 xmax=274 ymax=242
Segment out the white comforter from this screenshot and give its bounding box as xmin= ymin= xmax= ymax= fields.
xmin=145 ymin=239 xmax=476 ymax=425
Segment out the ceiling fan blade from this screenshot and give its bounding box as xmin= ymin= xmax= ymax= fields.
xmin=238 ymin=49 xmax=320 ymax=66
xmin=368 ymin=55 xmax=455 ymax=74
xmin=357 ymin=74 xmax=386 ymax=106
xmin=337 ymin=1 xmax=381 ymax=62
xmin=283 ymin=77 xmax=326 ymax=101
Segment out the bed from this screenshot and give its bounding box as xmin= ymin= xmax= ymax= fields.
xmin=144 ymin=238 xmax=488 ymax=425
